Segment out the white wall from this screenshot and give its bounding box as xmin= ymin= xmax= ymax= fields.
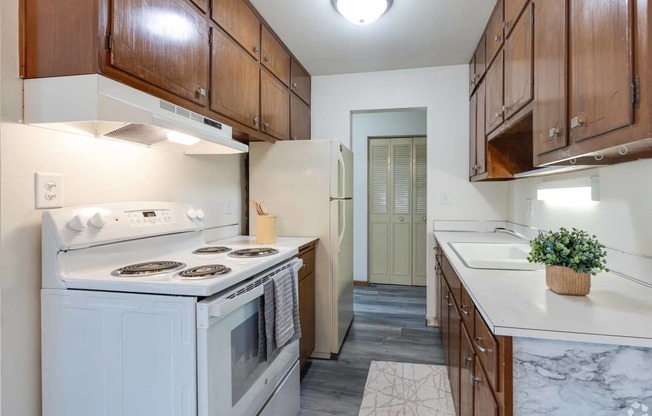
xmin=508 ymin=159 xmax=652 ymax=256
xmin=0 ymin=1 xmax=244 ymax=414
xmin=350 ymin=109 xmax=427 ymax=281
xmin=311 ymin=66 xmax=508 ymax=320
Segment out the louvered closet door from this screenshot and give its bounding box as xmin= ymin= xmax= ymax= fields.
xmin=412 ymin=137 xmax=427 ymax=287
xmin=368 ymin=140 xmax=391 ymax=284
xmin=390 ymin=138 xmax=414 ymax=286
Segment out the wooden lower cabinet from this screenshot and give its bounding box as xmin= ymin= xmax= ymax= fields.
xmin=441 ymin=251 xmax=512 ymax=416
xmin=298 ymin=242 xmax=317 ymax=369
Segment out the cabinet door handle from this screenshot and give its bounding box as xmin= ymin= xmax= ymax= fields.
xmin=460 ymin=304 xmax=469 ymax=316
xmin=196 ymin=87 xmax=207 ymax=97
xmin=494 ymin=34 xmax=503 ymax=42
xmin=473 ymin=337 xmax=490 ymax=353
xmin=570 ymin=116 xmax=585 ymax=128
xmin=263 ymin=122 xmax=270 ymax=130
xmin=302 ymin=262 xmax=308 ymax=268
xmin=252 ymin=115 xmax=259 ymax=126
xmin=291 ymin=136 xmax=297 ymax=140
xmin=548 ymin=127 xmax=561 ymax=138
xmin=464 ymin=355 xmax=473 ymax=365
xmin=422 ymin=217 xmax=426 ymax=222
xmin=399 ymin=216 xmax=404 ymax=222
xmin=494 ymin=112 xmax=502 ymax=119
xmin=472 ymin=375 xmax=482 ymax=386
xmin=503 ymin=20 xmax=510 ymax=30
xmin=292 ymin=82 xmax=298 ymax=89
xmin=264 ymin=55 xmax=270 ymax=63
xmin=253 ymin=45 xmax=260 ymax=53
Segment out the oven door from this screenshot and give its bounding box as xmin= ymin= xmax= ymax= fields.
xmin=196 ymin=259 xmax=302 ymax=416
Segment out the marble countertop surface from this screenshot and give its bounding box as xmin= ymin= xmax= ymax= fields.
xmin=434 ymin=231 xmax=652 ymax=348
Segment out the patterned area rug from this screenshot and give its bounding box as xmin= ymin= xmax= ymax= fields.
xmin=358 ymin=361 xmax=455 ymax=416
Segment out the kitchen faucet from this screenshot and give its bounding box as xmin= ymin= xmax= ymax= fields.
xmin=493 ymin=227 xmax=530 ymax=241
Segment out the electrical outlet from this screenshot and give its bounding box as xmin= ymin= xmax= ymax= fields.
xmin=527 ymin=198 xmax=535 ymax=217
xmin=440 ymin=192 xmax=451 ymax=205
xmin=35 ymin=172 xmax=63 ymax=209
xmin=224 ymin=200 xmax=233 ymax=214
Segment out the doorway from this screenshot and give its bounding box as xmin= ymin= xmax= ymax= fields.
xmin=368 ymin=137 xmax=427 ymax=286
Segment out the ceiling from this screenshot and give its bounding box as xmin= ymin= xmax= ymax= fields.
xmin=249 ymin=0 xmax=497 ymax=76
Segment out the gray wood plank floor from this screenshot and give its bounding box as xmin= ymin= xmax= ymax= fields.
xmin=299 ymin=285 xmax=444 ymax=416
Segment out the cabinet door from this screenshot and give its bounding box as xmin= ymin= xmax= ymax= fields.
xmin=486 ymin=0 xmax=504 ymax=65
xmin=504 ymin=5 xmax=533 ymax=120
xmin=190 ymin=0 xmax=207 ymax=13
xmin=569 ymin=0 xmax=634 ymax=143
xmin=210 ymin=28 xmax=260 ymax=129
xmin=504 ymin=0 xmax=528 ymax=35
xmin=291 ymin=60 xmax=311 ymax=105
xmin=290 ymin=94 xmax=311 ymax=140
xmin=390 ymin=139 xmax=413 ymax=286
xmin=111 ymin=0 xmax=209 ymax=106
xmin=369 ymin=140 xmax=391 ymax=284
xmin=261 ymin=70 xmax=290 ymax=140
xmin=485 ymin=53 xmax=504 ymax=133
xmin=460 ymin=326 xmax=475 ymax=416
xmin=440 ymin=278 xmax=450 ymax=366
xmin=474 ymin=35 xmax=487 ymax=82
xmin=533 ymin=0 xmax=568 ymax=156
xmin=449 ymin=305 xmax=462 ymax=415
xmin=412 ymin=138 xmax=427 ymax=287
xmin=298 ymin=272 xmax=315 ymax=369
xmin=476 ymin=81 xmax=487 ymax=175
xmin=469 ymin=56 xmax=476 ymax=92
xmin=262 ymin=26 xmax=291 ymax=86
xmin=473 ymin=357 xmax=499 ymax=416
xmin=469 ymin=91 xmax=478 ymax=177
xmin=211 ymin=0 xmax=261 ymax=60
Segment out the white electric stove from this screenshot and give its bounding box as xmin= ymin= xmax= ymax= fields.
xmin=41 ymin=202 xmax=301 ymax=416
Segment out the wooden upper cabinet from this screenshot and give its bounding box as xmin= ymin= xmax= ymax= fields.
xmin=485 ymin=52 xmax=504 ymax=133
xmin=504 ymin=4 xmax=533 ymax=120
xmin=261 ymin=69 xmax=290 ymax=140
xmin=189 ymin=0 xmax=208 ymax=13
xmin=210 ymin=27 xmax=260 ymax=130
xmin=485 ymin=0 xmax=505 ymax=65
xmin=569 ymin=0 xmax=634 ymax=143
xmin=212 ymin=0 xmax=261 ymax=60
xmin=534 ymin=0 xmax=568 ymax=157
xmin=469 ymin=56 xmax=476 ymax=93
xmin=474 ymin=35 xmax=487 ymax=83
xmin=504 ymin=0 xmax=528 ymax=36
xmin=469 ymin=91 xmax=478 ymax=177
xmin=475 ymin=81 xmax=487 ymax=175
xmin=110 ymin=0 xmax=210 ymax=106
xmin=291 ymin=60 xmax=311 ymax=105
xmin=290 ymin=94 xmax=311 ymax=140
xmin=262 ymin=26 xmax=291 ymax=86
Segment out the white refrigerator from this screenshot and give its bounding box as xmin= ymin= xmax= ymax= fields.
xmin=249 ymin=140 xmax=354 ymax=358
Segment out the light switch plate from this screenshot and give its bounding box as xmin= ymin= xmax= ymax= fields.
xmin=440 ymin=192 xmax=451 ymax=205
xmin=527 ymin=198 xmax=535 ymax=217
xmin=35 ymin=172 xmax=63 ymax=209
xmin=224 ymin=200 xmax=233 ymax=214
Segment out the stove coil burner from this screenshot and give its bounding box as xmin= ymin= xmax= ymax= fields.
xmin=175 ymin=265 xmax=231 ymax=280
xmin=193 ymin=246 xmax=232 ymax=255
xmin=228 ymin=248 xmax=279 ymax=258
xmin=111 ymin=261 xmax=186 ymax=277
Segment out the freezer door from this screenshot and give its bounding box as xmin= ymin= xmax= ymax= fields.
xmin=330 ymin=198 xmax=354 ymax=353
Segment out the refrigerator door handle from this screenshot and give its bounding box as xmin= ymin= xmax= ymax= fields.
xmin=337 ymin=149 xmax=346 ymax=198
xmin=338 ymin=200 xmax=345 ymax=253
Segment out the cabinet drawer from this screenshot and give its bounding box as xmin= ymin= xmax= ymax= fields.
xmin=262 ymin=26 xmax=290 ymax=86
xmin=474 ymin=310 xmax=499 ymax=393
xmin=442 ymin=253 xmax=462 ymax=308
xmin=298 ymin=247 xmax=315 ymax=282
xmin=460 ymin=286 xmax=475 ymax=336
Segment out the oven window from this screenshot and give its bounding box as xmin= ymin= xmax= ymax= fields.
xmin=231 ymin=308 xmax=267 ymax=406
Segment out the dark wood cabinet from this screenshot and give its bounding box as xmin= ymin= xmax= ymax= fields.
xmin=210 ymin=27 xmax=260 ymax=129
xmin=211 ymin=0 xmax=261 ymax=60
xmin=473 ymin=357 xmax=499 ymax=416
xmin=504 ymin=0 xmax=529 ymax=36
xmin=469 ymin=82 xmax=487 ymax=178
xmin=569 ymin=0 xmax=634 ymax=144
xmin=450 ymin=305 xmax=462 ymax=415
xmin=261 ymin=69 xmax=290 ymax=141
xmin=533 ymin=0 xmax=568 ymax=158
xmin=503 ymin=4 xmax=533 ymax=120
xmin=485 ymin=54 xmax=504 ymax=134
xmin=474 ymin=36 xmax=487 ymax=85
xmin=291 ymin=60 xmax=312 ymax=105
xmin=110 ymin=0 xmax=210 ymax=106
xmin=190 ymin=0 xmax=208 ymax=13
xmin=469 ymin=56 xmax=477 ymax=93
xmin=460 ymin=325 xmax=476 ymax=416
xmin=262 ymin=26 xmax=291 ymax=86
xmin=469 ymin=91 xmax=478 ymax=177
xmin=440 ymin=275 xmax=451 ymax=366
xmin=298 ymin=242 xmax=317 ymax=369
xmin=485 ymin=0 xmax=504 ymax=66
xmin=290 ymin=94 xmax=311 ymax=140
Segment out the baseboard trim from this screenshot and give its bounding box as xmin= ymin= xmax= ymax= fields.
xmin=426 ymin=315 xmax=439 ymax=328
xmin=353 ymin=280 xmax=369 ymax=287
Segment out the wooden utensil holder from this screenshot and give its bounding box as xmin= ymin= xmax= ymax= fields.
xmin=256 ymin=215 xmax=277 ymax=244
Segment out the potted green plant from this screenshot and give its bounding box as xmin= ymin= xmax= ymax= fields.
xmin=528 ymin=227 xmax=609 ymax=296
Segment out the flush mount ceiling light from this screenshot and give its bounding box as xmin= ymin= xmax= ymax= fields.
xmin=332 ymin=0 xmax=394 ymax=25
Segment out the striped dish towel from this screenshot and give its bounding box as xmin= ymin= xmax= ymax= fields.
xmin=272 ymin=267 xmax=302 ymax=348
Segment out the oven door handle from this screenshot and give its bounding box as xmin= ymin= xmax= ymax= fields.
xmin=197 ymin=259 xmax=303 ymax=328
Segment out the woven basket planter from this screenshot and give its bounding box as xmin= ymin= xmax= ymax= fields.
xmin=546 ymin=265 xmax=591 ymax=296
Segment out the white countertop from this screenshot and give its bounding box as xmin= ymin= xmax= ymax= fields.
xmin=217 ymin=236 xmax=318 ymax=249
xmin=435 ymin=231 xmax=652 ymax=348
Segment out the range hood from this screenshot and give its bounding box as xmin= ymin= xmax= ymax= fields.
xmin=24 ymin=75 xmax=248 ymax=155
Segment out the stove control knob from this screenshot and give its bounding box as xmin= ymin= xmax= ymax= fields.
xmin=186 ymin=208 xmax=198 ymax=220
xmin=67 ymin=215 xmax=87 ymax=232
xmin=195 ymin=208 xmax=205 ymax=220
xmin=88 ymin=212 xmax=108 ymax=229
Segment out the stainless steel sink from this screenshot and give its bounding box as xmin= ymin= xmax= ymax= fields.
xmin=448 ymin=242 xmax=545 ymax=271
